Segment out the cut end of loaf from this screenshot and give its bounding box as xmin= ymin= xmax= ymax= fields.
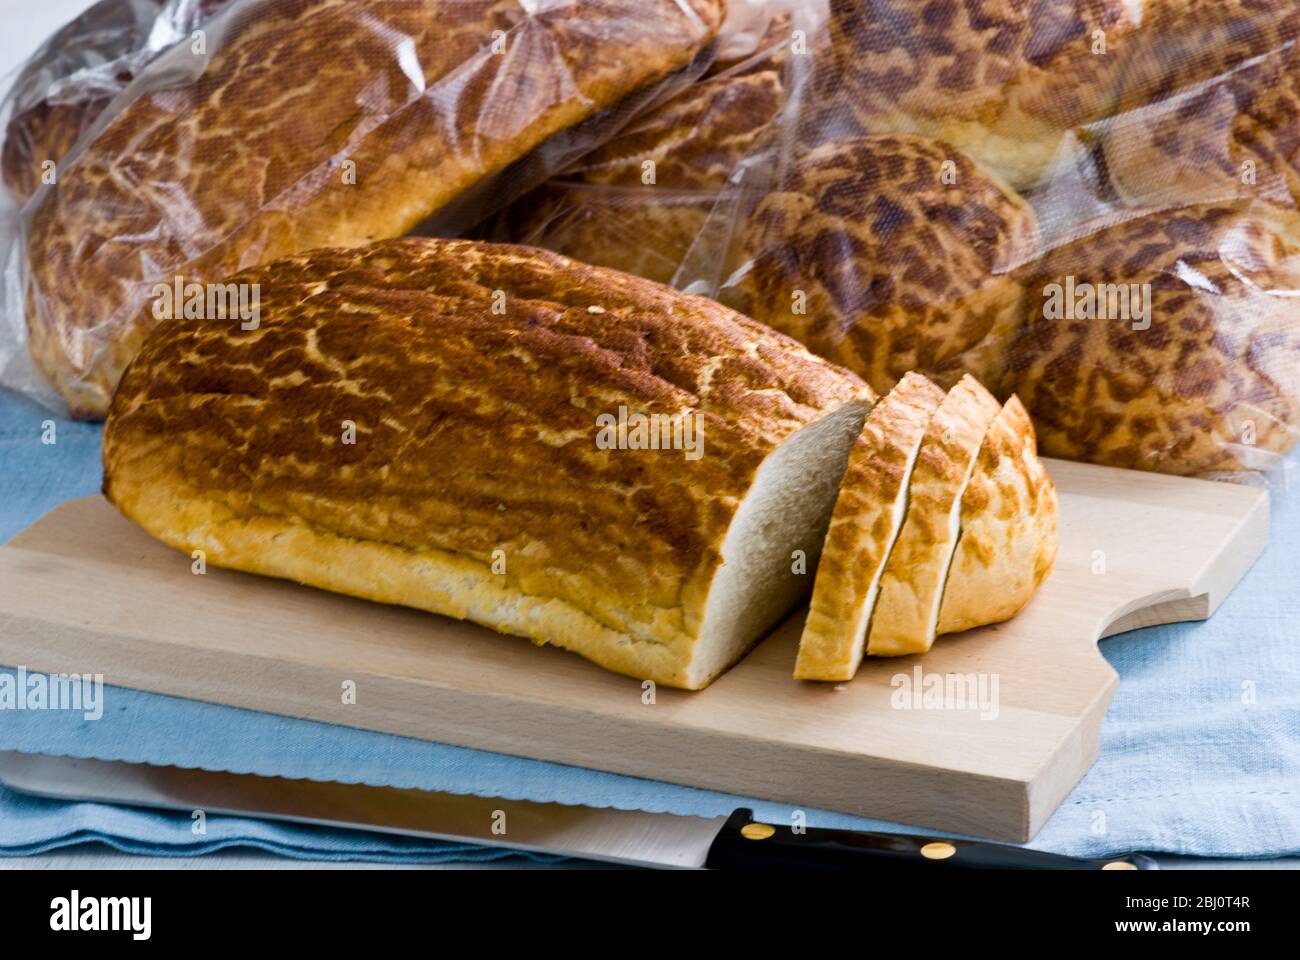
xmin=686 ymin=399 xmax=873 ymax=688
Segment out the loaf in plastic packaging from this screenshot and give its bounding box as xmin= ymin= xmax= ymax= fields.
xmin=0 ymin=0 xmax=232 ymax=203
xmin=1 ymin=0 xmax=724 ymax=418
xmin=494 ymin=0 xmax=794 ymax=284
xmin=680 ymin=0 xmax=1300 ymax=482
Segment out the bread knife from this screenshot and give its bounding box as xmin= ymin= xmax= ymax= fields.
xmin=0 ymin=751 xmax=1156 ymax=870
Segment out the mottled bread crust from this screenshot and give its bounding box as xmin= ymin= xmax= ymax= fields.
xmin=827 ymin=0 xmax=1140 ymax=189
xmin=733 ymin=134 xmax=1040 ymax=395
xmin=867 ymin=375 xmax=1001 ymax=657
xmin=1 ymin=0 xmax=169 ymax=200
xmin=1111 ymin=0 xmax=1299 ymax=119
xmin=1102 ymin=39 xmax=1300 ymax=211
xmin=937 ymin=396 xmax=1057 ymax=635
xmin=795 ymin=372 xmax=945 ymax=681
xmin=1006 ymin=201 xmax=1300 ymax=476
xmin=26 ymin=0 xmax=724 ymax=418
xmin=505 ymin=28 xmax=787 ymax=284
xmin=102 ymin=238 xmax=874 ymax=690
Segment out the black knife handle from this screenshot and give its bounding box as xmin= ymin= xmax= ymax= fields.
xmin=704 ymin=809 xmax=1158 ymax=871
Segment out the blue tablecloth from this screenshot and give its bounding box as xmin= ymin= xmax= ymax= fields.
xmin=1 ymin=390 xmax=1298 ymax=863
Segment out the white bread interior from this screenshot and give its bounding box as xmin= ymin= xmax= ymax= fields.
xmin=691 ymin=400 xmax=873 ymax=686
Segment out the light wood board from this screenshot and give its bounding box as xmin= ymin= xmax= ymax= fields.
xmin=0 ymin=459 xmax=1269 ymax=842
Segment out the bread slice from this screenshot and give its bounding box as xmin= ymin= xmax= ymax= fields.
xmin=794 ymin=373 xmax=945 ymax=681
xmin=938 ymin=396 xmax=1058 ymax=635
xmin=867 ymin=375 xmax=1001 ymax=657
xmin=101 ymin=238 xmax=875 ymax=691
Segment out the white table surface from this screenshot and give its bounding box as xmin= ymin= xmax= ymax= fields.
xmin=2 ymin=0 xmax=1294 ymax=872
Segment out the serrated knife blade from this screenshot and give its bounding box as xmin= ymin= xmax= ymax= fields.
xmin=0 ymin=751 xmax=721 ymax=868
xmin=0 ymin=751 xmax=1156 ymax=869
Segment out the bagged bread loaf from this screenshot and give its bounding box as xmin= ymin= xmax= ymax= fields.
xmin=1099 ymin=37 xmax=1300 ymax=211
xmin=15 ymin=0 xmax=724 ymax=419
xmin=499 ymin=6 xmax=790 ymax=284
xmin=102 ymin=237 xmax=877 ymax=690
xmin=0 ymin=0 xmax=217 ymax=201
xmin=729 ymin=133 xmax=1040 ymax=396
xmin=1004 ymin=201 xmax=1300 ymax=477
xmin=677 ymin=0 xmax=1300 ymax=483
xmin=823 ymin=0 xmax=1140 ymax=191
xmin=823 ymin=0 xmax=1299 ymax=193
xmin=1106 ymin=0 xmax=1299 ymax=127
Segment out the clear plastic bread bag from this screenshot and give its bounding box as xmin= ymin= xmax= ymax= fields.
xmin=484 ymin=0 xmax=801 ymax=285
xmin=677 ymin=0 xmax=1300 ymax=488
xmin=0 ymin=0 xmax=223 ymax=408
xmin=0 ymin=0 xmax=725 ymax=419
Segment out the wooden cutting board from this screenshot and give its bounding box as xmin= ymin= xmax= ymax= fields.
xmin=0 ymin=458 xmax=1268 ymax=842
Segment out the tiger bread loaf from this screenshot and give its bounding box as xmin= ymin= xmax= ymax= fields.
xmin=501 ymin=7 xmax=789 ymax=284
xmin=796 ymin=379 xmax=1057 ymax=680
xmin=1099 ymin=35 xmax=1300 ymax=211
xmin=795 ymin=373 xmax=945 ymax=681
xmin=823 ymin=0 xmax=1300 ymax=194
xmin=732 ymin=134 xmax=1040 ymax=396
xmin=26 ymin=0 xmax=724 ymax=419
xmin=1004 ymin=199 xmax=1300 ymax=476
xmin=102 ymin=238 xmax=877 ymax=691
xmin=825 ymin=0 xmax=1142 ymax=191
xmin=1 ymin=0 xmax=166 ymax=201
xmin=1097 ymin=0 xmax=1298 ymax=206
xmin=0 ymin=0 xmax=230 ymax=201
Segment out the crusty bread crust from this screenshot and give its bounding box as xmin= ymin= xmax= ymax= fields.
xmin=26 ymin=0 xmax=724 ymax=418
xmin=937 ymin=395 xmax=1057 ymax=635
xmin=796 ymin=372 xmax=945 ymax=681
xmin=102 ymin=238 xmax=872 ymax=689
xmin=734 ymin=134 xmax=1039 ymax=396
xmin=867 ymin=374 xmax=1001 ymax=657
xmin=1006 ymin=200 xmax=1300 ymax=475
xmin=826 ymin=0 xmax=1139 ymax=190
xmin=506 ymin=37 xmax=786 ymax=284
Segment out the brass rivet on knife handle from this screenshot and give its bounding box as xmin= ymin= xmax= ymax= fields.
xmin=920 ymin=841 xmax=957 ymax=860
xmin=1102 ymin=861 xmax=1139 ymax=870
xmin=740 ymin=822 xmax=776 ymax=841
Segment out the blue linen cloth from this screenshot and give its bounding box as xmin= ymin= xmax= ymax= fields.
xmin=1 ymin=390 xmax=1298 ymax=862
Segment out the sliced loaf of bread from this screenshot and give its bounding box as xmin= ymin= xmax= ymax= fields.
xmin=102 ymin=237 xmax=875 ymax=690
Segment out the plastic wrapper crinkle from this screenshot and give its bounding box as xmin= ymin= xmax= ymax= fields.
xmin=492 ymin=0 xmax=801 ymax=284
xmin=0 ymin=0 xmax=725 ymax=419
xmin=674 ymin=0 xmax=1300 ymax=485
xmin=1 ymin=0 xmax=232 ymax=204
